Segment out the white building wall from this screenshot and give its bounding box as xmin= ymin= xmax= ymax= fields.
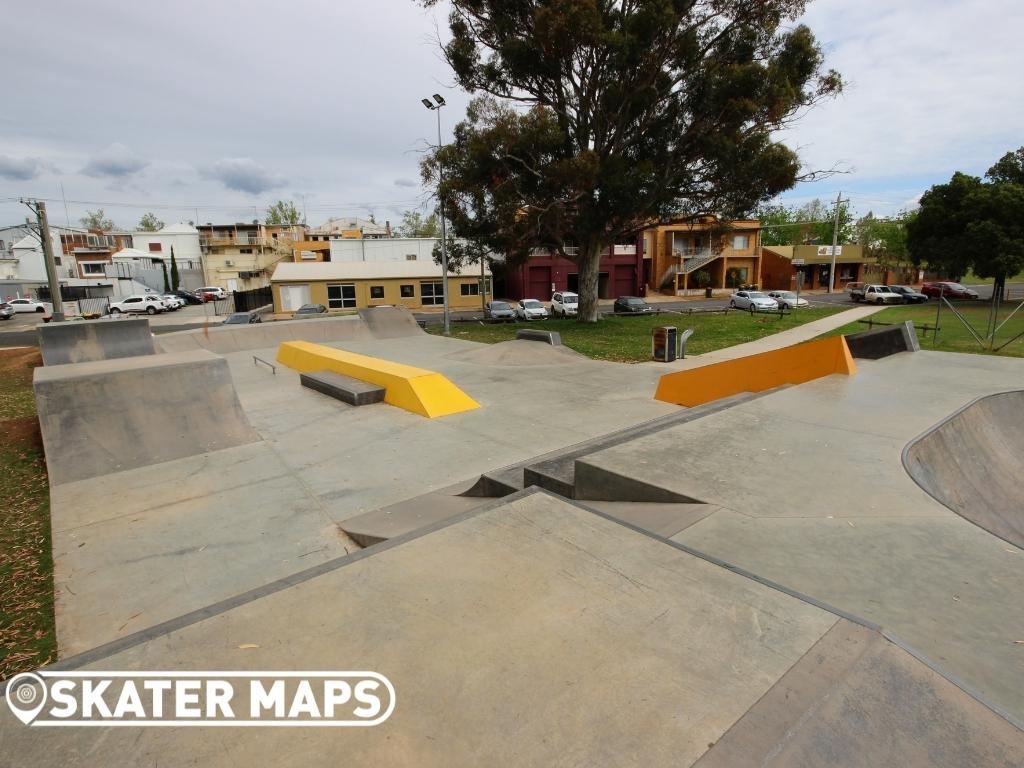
xmin=11 ymin=230 xmax=63 ymax=281
xmin=328 ymin=238 xmax=443 ymax=264
xmin=129 ymin=225 xmax=203 ymax=269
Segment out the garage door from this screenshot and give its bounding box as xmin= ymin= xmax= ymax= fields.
xmin=614 ymin=265 xmax=635 ymax=297
xmin=527 ymin=266 xmax=551 ymax=299
xmin=280 ymin=284 xmax=311 ymax=311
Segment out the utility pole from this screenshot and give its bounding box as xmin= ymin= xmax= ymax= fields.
xmin=22 ymin=199 xmax=65 ymax=321
xmin=828 ymin=191 xmax=849 ymax=293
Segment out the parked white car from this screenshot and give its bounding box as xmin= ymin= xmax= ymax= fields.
xmin=550 ymin=291 xmax=578 ymax=317
xmin=159 ymin=294 xmax=184 ymax=309
xmin=109 ymin=295 xmax=166 ymax=315
xmin=767 ymin=290 xmax=809 ymax=309
xmin=861 ymin=284 xmax=903 ymax=305
xmin=515 ymin=299 xmax=549 ymax=320
xmin=7 ymin=298 xmax=50 ymax=313
xmin=729 ymin=290 xmax=778 ymax=312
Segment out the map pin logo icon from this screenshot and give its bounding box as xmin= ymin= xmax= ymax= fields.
xmin=6 ymin=673 xmax=47 ymax=725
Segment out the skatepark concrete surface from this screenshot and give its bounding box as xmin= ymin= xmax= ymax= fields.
xmin=577 ymin=351 xmax=1024 ymax=722
xmin=15 ymin=311 xmax=1024 ymax=764
xmin=45 ymin=319 xmax=680 ymax=654
xmin=6 ymin=490 xmax=1022 ymax=767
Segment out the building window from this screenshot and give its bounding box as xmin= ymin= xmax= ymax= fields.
xmin=81 ymin=262 xmax=106 ymax=276
xmin=240 ymin=248 xmax=253 ymax=254
xmin=369 ymin=285 xmax=385 ymax=299
xmin=420 ymin=281 xmax=445 ymax=305
xmin=400 ymin=284 xmax=415 ymax=298
xmin=460 ymin=282 xmax=479 ymax=296
xmin=149 ymin=243 xmax=163 ymax=252
xmin=732 ymin=235 xmax=750 ymax=250
xmin=327 ymin=283 xmax=357 ymax=309
xmin=406 ymin=254 xmax=417 ymax=261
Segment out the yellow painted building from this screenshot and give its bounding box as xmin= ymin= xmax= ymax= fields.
xmin=270 ymin=260 xmax=492 ymax=313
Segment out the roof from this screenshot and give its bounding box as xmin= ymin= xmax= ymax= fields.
xmin=155 ymin=223 xmax=198 ymax=235
xmin=762 ymin=244 xmax=874 ymax=265
xmin=271 ymin=260 xmax=490 ymax=282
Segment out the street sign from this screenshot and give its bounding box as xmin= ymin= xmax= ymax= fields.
xmin=792 ymin=258 xmax=805 ymax=266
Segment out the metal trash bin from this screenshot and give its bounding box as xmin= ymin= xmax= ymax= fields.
xmin=651 ymin=326 xmax=677 ymax=362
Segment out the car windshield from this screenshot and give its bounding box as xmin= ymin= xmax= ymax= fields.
xmin=562 ymin=295 xmax=578 ymax=303
xmin=747 ymin=292 xmax=768 ymax=299
xmin=775 ymin=291 xmax=795 ymax=299
xmin=490 ymin=302 xmax=510 ymax=310
xmin=946 ymin=283 xmax=966 ymax=290
xmin=522 ymin=300 xmax=541 ymax=308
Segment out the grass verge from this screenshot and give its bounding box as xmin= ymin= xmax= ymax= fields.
xmin=0 ymin=348 xmax=56 ymax=679
xmin=821 ymin=302 xmax=1024 ymax=357
xmin=431 ymin=306 xmax=845 ymax=362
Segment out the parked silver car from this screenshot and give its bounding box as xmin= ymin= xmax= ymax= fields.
xmin=729 ymin=290 xmax=778 ymax=312
xmin=484 ymin=301 xmax=517 ymax=322
xmin=767 ymin=290 xmax=809 ymax=309
xmin=515 ymin=299 xmax=548 ymax=320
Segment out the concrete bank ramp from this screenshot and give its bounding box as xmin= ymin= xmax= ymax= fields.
xmin=38 ymin=317 xmax=155 ymax=365
xmin=3 ymin=491 xmax=1020 ymax=766
xmin=155 ymin=314 xmax=374 ymax=354
xmin=655 ymin=335 xmax=855 ymax=407
xmin=445 ymin=338 xmax=585 ymax=366
xmin=694 ymin=618 xmax=1023 ymax=767
xmin=357 ymin=305 xmax=425 ymax=338
xmin=34 ymin=349 xmax=260 ymax=484
xmin=904 ymin=390 xmax=1024 ymax=549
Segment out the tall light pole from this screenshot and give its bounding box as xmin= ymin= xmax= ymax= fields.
xmin=422 ymin=93 xmax=450 ymax=335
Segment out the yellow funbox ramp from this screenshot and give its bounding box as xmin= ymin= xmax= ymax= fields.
xmin=277 ymin=340 xmax=480 ymax=418
xmin=655 ymin=335 xmax=856 ymax=407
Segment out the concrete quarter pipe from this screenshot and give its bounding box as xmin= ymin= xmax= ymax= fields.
xmin=903 ymin=390 xmax=1024 ymax=550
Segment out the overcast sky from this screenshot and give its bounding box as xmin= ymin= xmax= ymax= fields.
xmin=2 ymin=0 xmax=1021 ymax=230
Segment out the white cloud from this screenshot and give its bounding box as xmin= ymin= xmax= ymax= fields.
xmin=785 ymin=0 xmax=1024 ymax=183
xmin=80 ymin=143 xmax=148 ymax=177
xmin=394 ymin=177 xmax=419 ymax=188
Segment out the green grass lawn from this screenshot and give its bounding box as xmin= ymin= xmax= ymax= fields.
xmin=431 ymin=306 xmax=845 ymax=362
xmin=823 ymin=302 xmax=1024 ymax=357
xmin=0 ymin=348 xmax=56 ymax=680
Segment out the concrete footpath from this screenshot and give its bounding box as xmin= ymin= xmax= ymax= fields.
xmin=642 ymin=304 xmax=884 ymax=369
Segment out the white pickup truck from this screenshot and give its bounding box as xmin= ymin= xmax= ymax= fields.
xmin=849 ymin=284 xmax=903 ymax=304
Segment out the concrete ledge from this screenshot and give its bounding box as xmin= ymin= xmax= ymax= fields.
xmin=844 ymin=320 xmax=919 ymax=359
xmin=655 ymin=336 xmax=856 ymax=407
xmin=34 ymin=350 xmax=260 ymax=485
xmin=300 ymin=370 xmax=385 ymax=406
xmin=515 ymin=328 xmax=562 ymax=346
xmin=38 ymin=318 xmax=155 ymax=365
xmin=277 ymin=340 xmax=479 ymax=419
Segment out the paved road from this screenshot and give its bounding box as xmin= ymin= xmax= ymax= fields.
xmin=413 ymin=283 xmax=1024 ymax=326
xmin=3 ymin=283 xmax=1019 ymax=343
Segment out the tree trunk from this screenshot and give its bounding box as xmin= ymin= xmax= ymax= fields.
xmin=576 ymin=242 xmax=603 ymax=322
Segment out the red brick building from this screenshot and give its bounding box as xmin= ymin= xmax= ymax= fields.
xmin=502 ymin=242 xmax=646 ymax=300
